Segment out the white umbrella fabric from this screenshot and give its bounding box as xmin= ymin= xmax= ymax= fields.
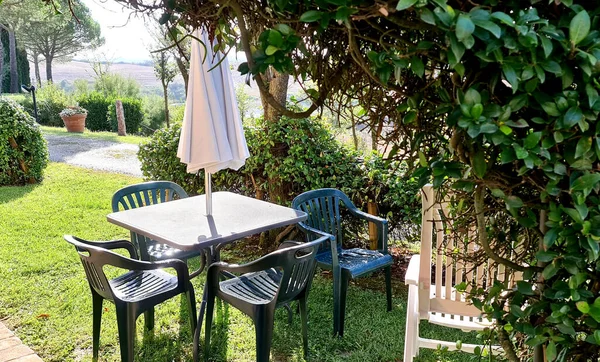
xmin=177 ymin=29 xmax=250 ymax=215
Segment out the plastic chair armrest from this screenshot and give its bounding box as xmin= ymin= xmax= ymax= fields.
xmin=78 ymin=238 xmax=138 ymax=259
xmin=405 ymin=255 xmax=420 ymax=286
xmin=109 ymin=255 xmax=190 ymax=286
xmin=348 ymin=209 xmax=389 ymax=252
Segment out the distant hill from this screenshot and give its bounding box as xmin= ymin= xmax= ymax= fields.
xmin=34 ymin=60 xmax=164 ymax=90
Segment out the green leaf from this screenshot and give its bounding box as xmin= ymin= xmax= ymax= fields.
xmin=491 ymin=12 xmax=514 ymax=27
xmin=564 ymin=107 xmax=583 ymax=127
xmin=473 ymin=19 xmax=501 ymax=38
xmin=479 ymin=123 xmax=497 ymax=134
xmin=499 ymin=125 xmax=512 ymax=135
xmin=502 ymin=64 xmax=519 ymax=92
xmin=544 ymin=228 xmax=558 ymax=248
xmin=517 ymin=281 xmax=534 ymax=295
xmin=464 ymin=89 xmax=481 ymax=105
xmin=506 ymin=195 xmax=524 ymax=209
xmin=570 ymin=10 xmax=591 ymax=45
xmin=537 ymin=250 xmax=558 ymax=262
xmin=542 ymin=262 xmax=558 ymax=279
xmin=265 ymin=45 xmax=279 ymax=56
xmin=546 ymin=341 xmax=557 ymax=362
xmin=274 ymin=24 xmax=292 ymax=36
xmin=396 ymin=0 xmax=418 ymax=10
xmin=540 ymin=36 xmax=553 ymax=58
xmin=524 ymin=132 xmax=542 ymax=149
xmin=300 ymin=10 xmax=323 ymax=22
xmin=456 ymin=14 xmax=475 ymax=41
xmin=472 ymin=150 xmax=487 ymax=178
xmin=575 ymin=137 xmax=592 ymax=159
xmin=571 ymin=174 xmax=600 ymax=191
xmin=420 ymin=8 xmax=436 ymax=25
xmin=410 ymin=56 xmax=425 ymax=77
xmin=268 ymin=30 xmax=284 ymax=47
xmin=577 ymin=301 xmax=591 ymax=314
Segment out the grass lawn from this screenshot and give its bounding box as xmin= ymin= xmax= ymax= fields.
xmin=0 ymin=163 xmax=483 ymax=361
xmin=41 ymin=126 xmax=149 ymax=145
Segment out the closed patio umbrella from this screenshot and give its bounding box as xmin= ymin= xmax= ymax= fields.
xmin=177 ymin=29 xmax=250 ymax=215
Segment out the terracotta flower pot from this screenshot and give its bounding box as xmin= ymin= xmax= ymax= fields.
xmin=61 ymin=114 xmax=86 ymax=133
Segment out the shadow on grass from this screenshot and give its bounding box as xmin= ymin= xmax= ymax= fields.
xmin=0 ymin=183 xmax=38 ymax=204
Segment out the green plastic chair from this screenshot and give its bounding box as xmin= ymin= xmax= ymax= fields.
xmin=64 ymin=235 xmax=197 ymax=362
xmin=203 ymin=235 xmax=330 ymax=362
xmin=292 ymin=188 xmax=393 ymax=336
xmin=111 ymin=181 xmax=205 ymax=277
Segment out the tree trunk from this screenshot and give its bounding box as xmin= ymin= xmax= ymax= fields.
xmin=115 ymin=100 xmax=126 ymax=136
xmin=259 ymin=68 xmax=289 ymax=122
xmin=45 ymin=56 xmax=53 ymax=83
xmin=33 ymin=53 xmax=41 ymax=87
xmin=0 ymin=35 xmax=4 ymax=92
xmin=163 ymin=84 xmax=170 ymax=128
xmin=8 ymin=29 xmax=19 ymax=93
xmin=175 ymin=57 xmax=188 ymax=96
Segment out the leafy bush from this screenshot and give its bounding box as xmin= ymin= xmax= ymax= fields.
xmin=106 ymin=97 xmax=144 ymax=134
xmin=0 ymin=97 xmax=48 ymax=185
xmin=141 ymin=95 xmax=167 ymax=135
xmin=94 ymin=73 xmax=140 ymax=99
xmin=138 ymin=116 xmax=420 ymax=238
xmin=77 ymin=92 xmax=112 ymax=131
xmin=35 ymin=83 xmax=69 ymax=127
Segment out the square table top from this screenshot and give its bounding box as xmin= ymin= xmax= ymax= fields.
xmin=107 ymin=191 xmax=307 ymax=251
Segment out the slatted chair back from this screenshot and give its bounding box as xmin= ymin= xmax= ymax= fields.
xmin=112 ymin=181 xmax=188 ymax=212
xmin=419 ymin=185 xmax=519 ymax=320
xmin=64 ymin=235 xmax=135 ymax=302
xmin=292 ymin=188 xmax=354 ymax=250
xmin=273 ymin=238 xmax=326 ymax=304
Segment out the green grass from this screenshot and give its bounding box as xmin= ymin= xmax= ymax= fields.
xmin=0 ymin=163 xmax=482 ymax=361
xmin=41 ymin=126 xmax=149 ymax=145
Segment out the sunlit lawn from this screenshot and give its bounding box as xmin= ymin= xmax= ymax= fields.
xmin=0 ymin=163 xmax=481 ymax=361
xmin=41 ymin=125 xmax=149 ymax=145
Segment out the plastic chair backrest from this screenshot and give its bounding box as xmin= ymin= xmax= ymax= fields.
xmin=292 ymin=189 xmax=356 ymax=250
xmin=419 ymin=185 xmax=519 ymax=319
xmin=253 ymin=236 xmax=327 ymax=304
xmin=64 ymin=235 xmax=132 ymax=302
xmin=111 ymin=181 xmax=188 ymax=212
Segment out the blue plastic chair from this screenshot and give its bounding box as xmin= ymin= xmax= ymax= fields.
xmin=292 ymin=188 xmax=393 ymax=336
xmin=112 ymin=181 xmax=205 ymax=277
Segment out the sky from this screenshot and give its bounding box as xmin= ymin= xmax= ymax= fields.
xmin=79 ymin=0 xmax=155 ymax=63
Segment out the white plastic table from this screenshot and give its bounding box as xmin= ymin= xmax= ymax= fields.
xmin=106 ymin=191 xmax=307 ymax=361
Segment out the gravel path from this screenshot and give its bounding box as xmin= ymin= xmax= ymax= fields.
xmin=44 ymin=133 xmax=143 ymax=177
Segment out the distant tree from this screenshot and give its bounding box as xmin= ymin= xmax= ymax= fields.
xmin=152 ymin=50 xmax=178 ymax=127
xmin=0 ymin=28 xmax=30 ymax=93
xmin=17 ymin=0 xmax=103 ymax=82
xmin=0 ymin=0 xmax=29 ymax=92
xmin=149 ymin=21 xmax=190 ymax=95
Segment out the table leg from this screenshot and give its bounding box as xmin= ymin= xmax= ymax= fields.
xmin=193 ymin=246 xmax=220 ymax=362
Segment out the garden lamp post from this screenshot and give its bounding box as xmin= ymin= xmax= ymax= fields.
xmin=21 ymin=84 xmax=38 ymax=123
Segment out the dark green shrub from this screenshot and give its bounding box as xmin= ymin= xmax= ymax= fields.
xmin=35 ymin=83 xmax=69 ymax=127
xmin=76 ymin=92 xmax=111 ymax=131
xmin=106 ymin=97 xmax=144 ymax=134
xmin=141 ymin=95 xmax=167 ymax=135
xmin=0 ymin=97 xmax=48 ymax=185
xmin=138 ymin=116 xmax=420 ymax=238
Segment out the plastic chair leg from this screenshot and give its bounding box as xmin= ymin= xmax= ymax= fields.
xmin=186 ymin=288 xmax=197 ymax=334
xmin=332 ymin=267 xmax=342 ymax=336
xmin=254 ymin=308 xmax=275 ymax=362
xmin=338 ymin=274 xmax=350 ymax=337
xmin=115 ymin=303 xmax=136 ymax=362
xmin=144 ymin=308 xmax=155 ymax=331
xmin=91 ymin=291 xmax=103 ymax=361
xmin=385 ymin=266 xmax=392 ymax=312
xmin=299 ymin=297 xmax=309 ymax=359
xmin=203 ymin=291 xmax=216 ymax=362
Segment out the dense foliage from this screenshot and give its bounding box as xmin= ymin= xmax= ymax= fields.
xmin=138 ymin=117 xmax=421 ymax=238
xmin=77 ymin=91 xmax=144 ymax=133
xmin=114 ymin=0 xmax=600 ymax=358
xmin=0 ymin=97 xmax=48 ymax=185
xmin=30 ymin=83 xmax=69 ymax=127
xmin=0 ymin=29 xmax=29 ymax=93
xmin=106 ymin=97 xmax=143 ymax=134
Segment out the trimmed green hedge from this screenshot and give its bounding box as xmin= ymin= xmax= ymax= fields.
xmin=77 ymin=92 xmax=144 ymax=134
xmin=0 ymin=97 xmax=48 ymax=185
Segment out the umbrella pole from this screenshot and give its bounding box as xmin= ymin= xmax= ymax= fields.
xmin=205 ymin=170 xmax=212 ymax=215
